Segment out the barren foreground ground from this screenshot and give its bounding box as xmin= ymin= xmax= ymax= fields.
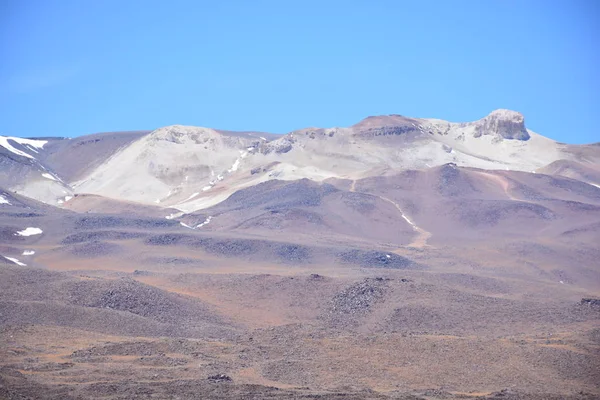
xmin=1 ymin=235 xmax=599 ymax=399
xmin=1 ymin=164 xmax=600 ymax=399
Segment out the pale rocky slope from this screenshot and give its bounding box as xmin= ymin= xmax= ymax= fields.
xmin=1 ymin=109 xmax=598 ymax=212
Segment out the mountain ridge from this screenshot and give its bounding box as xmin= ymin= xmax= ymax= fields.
xmin=2 ymin=109 xmax=600 ymax=399
xmin=1 ymin=109 xmax=599 ymax=210
xmin=3 ymin=109 xmax=598 ymax=145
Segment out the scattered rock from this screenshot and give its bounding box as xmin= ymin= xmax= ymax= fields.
xmin=337 ymin=249 xmax=416 ymax=269
xmin=329 ymin=278 xmax=389 ymax=317
xmin=580 ymin=298 xmax=600 ymax=307
xmin=208 ymin=374 xmax=232 ymax=382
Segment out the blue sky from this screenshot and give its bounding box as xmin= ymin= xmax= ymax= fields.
xmin=1 ymin=0 xmax=598 ymax=143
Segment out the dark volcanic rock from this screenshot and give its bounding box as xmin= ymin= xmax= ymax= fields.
xmin=212 ymin=179 xmax=338 ymax=212
xmin=324 ymin=278 xmax=392 ymax=328
xmin=580 ymin=298 xmax=600 ymax=307
xmin=194 ymin=238 xmax=259 ymax=257
xmin=338 ymin=249 xmax=417 ymax=269
xmin=143 ymin=256 xmax=200 ymax=265
xmin=207 ymin=374 xmax=232 ymax=382
xmin=145 ymin=233 xmax=196 ymax=246
xmin=74 ymin=215 xmax=175 ymax=230
xmin=62 ymin=230 xmax=145 ymax=244
xmin=458 ymin=200 xmax=555 ymax=227
xmin=69 ymin=240 xmax=122 ymax=258
xmin=275 ymin=244 xmax=311 ymax=264
xmin=64 ymin=278 xmax=234 ymax=334
xmin=436 ymin=163 xmax=479 ymax=197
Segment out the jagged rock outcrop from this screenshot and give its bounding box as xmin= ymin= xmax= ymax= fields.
xmin=472 ymin=109 xmax=530 ymax=140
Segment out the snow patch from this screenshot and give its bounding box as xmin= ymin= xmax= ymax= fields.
xmin=202 ymin=185 xmax=213 ymax=192
xmin=228 ymin=159 xmax=241 ymax=173
xmin=227 ymin=152 xmax=248 ymax=173
xmin=197 ymin=216 xmax=212 ymax=228
xmin=0 ymin=195 xmax=11 ymax=205
xmin=15 ymin=137 xmax=47 ymax=149
xmin=42 ymin=173 xmax=58 ymax=181
xmin=22 ymin=250 xmax=35 ymax=256
xmin=15 ymin=227 xmax=43 ymax=236
xmin=182 ymin=192 xmax=199 ymax=202
xmin=401 ymin=214 xmax=416 ymax=228
xmin=57 ymin=195 xmax=72 ymax=205
xmin=165 ymin=211 xmax=184 ymax=220
xmin=386 ymin=254 xmax=391 ymax=259
xmin=3 ymin=256 xmax=26 ymax=266
xmin=0 ymin=136 xmax=47 ymax=159
xmin=180 ymin=222 xmax=194 ymax=230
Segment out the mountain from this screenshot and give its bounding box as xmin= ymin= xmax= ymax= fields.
xmin=1 ymin=110 xmax=599 ymax=399
xmin=2 ymin=110 xmax=598 ymax=212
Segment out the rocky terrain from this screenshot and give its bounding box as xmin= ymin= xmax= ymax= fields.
xmin=0 ymin=110 xmax=599 ymax=399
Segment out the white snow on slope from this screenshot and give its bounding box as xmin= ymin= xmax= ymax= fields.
xmin=165 ymin=211 xmax=184 ymax=220
xmin=228 ymin=158 xmax=241 ymax=173
xmin=401 ymin=214 xmax=416 ymax=228
xmin=3 ymin=256 xmax=26 ymax=266
xmin=15 ymin=227 xmax=43 ymax=236
xmin=182 ymin=192 xmax=199 ymax=202
xmin=57 ymin=195 xmax=71 ymax=204
xmin=15 ymin=137 xmax=47 ymax=149
xmin=42 ymin=173 xmax=58 ymax=181
xmin=22 ymin=250 xmax=35 ymax=256
xmin=0 ymin=195 xmax=11 ymax=205
xmin=197 ymin=216 xmax=212 ymax=228
xmin=180 ymin=222 xmax=194 ymax=229
xmin=0 ymin=136 xmax=47 ymax=159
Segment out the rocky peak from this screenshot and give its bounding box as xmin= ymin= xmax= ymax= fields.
xmin=473 ymin=109 xmax=530 ymax=141
xmin=351 ymin=114 xmax=421 ymax=138
xmin=352 ymin=114 xmax=417 ymax=130
xmin=147 ymin=125 xmax=222 ymax=145
xmin=146 ymin=125 xmax=254 ymax=149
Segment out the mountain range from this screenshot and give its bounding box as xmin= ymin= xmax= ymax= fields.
xmin=1 ymin=109 xmax=599 ymax=399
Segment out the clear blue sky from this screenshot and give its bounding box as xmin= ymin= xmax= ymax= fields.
xmin=1 ymin=0 xmax=598 ymax=143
